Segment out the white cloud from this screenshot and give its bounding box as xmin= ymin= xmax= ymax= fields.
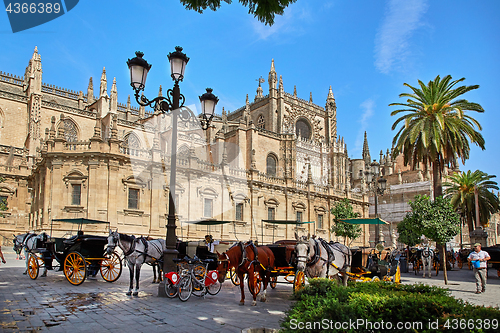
xmin=354 ymin=98 xmax=375 ymax=155
xmin=251 ymin=5 xmax=307 ymax=41
xmin=374 ymin=0 xmax=429 ymax=74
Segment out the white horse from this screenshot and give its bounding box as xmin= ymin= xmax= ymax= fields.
xmin=107 ymin=230 xmax=166 ymax=296
xmin=13 ymin=232 xmax=48 ymax=277
xmin=295 ymin=233 xmax=351 ymax=286
xmin=421 ymin=246 xmax=434 ymax=278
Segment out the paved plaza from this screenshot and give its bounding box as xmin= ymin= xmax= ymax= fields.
xmin=0 ymin=250 xmax=499 ymax=332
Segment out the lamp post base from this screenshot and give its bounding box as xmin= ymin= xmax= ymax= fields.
xmin=158 ymin=248 xmax=179 ymax=297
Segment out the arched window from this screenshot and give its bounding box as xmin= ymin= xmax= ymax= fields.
xmin=266 ymin=154 xmax=277 ymax=177
xmin=63 ymin=119 xmax=78 ymax=142
xmin=123 ymin=133 xmax=141 ymax=148
xmin=296 ymin=118 xmax=311 ymax=140
xmin=257 ymin=114 xmax=265 ymax=129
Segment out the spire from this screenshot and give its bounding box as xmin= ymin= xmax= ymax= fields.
xmin=294 ymin=85 xmax=297 ymax=97
xmin=268 ymin=59 xmax=277 ymax=91
xmin=100 ymin=67 xmax=107 ymax=97
xmin=92 ymin=109 xmax=102 ymax=140
xmin=49 ymin=116 xmax=56 ymax=139
xmin=158 ymin=85 xmax=163 ymax=97
xmin=279 ymin=75 xmax=283 ymax=93
xmin=362 ymin=131 xmax=371 ymax=165
xmin=57 ymin=114 xmax=65 ymax=138
xmin=87 ymin=77 xmax=94 ymax=103
xmin=139 ymin=93 xmax=145 ymax=118
xmin=327 ymin=86 xmax=334 ymax=100
xmin=126 ymin=95 xmax=131 ymax=111
xmin=309 ymin=92 xmax=313 ymax=103
xmin=110 ymin=77 xmax=117 ymax=113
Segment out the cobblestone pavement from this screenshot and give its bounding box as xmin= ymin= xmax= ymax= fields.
xmin=400 ymin=264 xmax=500 ymax=308
xmin=0 ymin=252 xmax=292 ymax=332
xmin=1 ymin=251 xmax=499 ymax=333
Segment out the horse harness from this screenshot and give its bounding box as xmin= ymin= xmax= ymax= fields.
xmin=20 ymin=233 xmax=37 ymax=253
xmin=299 ymin=238 xmax=350 ymax=274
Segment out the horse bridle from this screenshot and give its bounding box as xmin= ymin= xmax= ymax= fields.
xmin=296 ymin=239 xmax=316 ymax=267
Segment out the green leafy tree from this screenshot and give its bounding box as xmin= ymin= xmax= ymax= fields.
xmin=180 ymin=0 xmax=297 ymax=25
xmin=396 ymin=218 xmax=421 ymax=247
xmin=444 ymin=170 xmax=500 ymax=233
xmin=390 ymin=75 xmax=485 ymax=199
xmin=330 ymin=198 xmax=361 ymax=245
xmin=398 ymin=195 xmax=460 ymax=284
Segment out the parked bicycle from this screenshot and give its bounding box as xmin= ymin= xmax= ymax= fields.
xmin=164 ymin=257 xmax=221 ymax=301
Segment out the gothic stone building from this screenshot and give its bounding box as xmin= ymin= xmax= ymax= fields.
xmin=0 ymin=47 xmax=370 ymax=246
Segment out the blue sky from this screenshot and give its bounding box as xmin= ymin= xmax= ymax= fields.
xmin=1 ymin=0 xmax=499 ymax=179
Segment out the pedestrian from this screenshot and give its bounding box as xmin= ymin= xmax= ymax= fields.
xmin=467 ymin=243 xmax=490 ymax=294
xmin=0 ymin=245 xmax=6 ymax=265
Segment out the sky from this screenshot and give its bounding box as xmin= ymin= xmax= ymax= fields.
xmin=1 ymin=0 xmax=499 ymax=179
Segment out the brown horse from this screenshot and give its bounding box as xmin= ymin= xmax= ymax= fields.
xmin=216 ymin=241 xmax=275 ymax=306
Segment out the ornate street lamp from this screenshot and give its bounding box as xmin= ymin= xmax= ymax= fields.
xmin=365 ymin=160 xmax=387 ymax=246
xmin=127 ymin=47 xmax=218 ymax=295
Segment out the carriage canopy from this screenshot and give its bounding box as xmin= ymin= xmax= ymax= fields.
xmin=339 ymin=218 xmax=389 ymax=225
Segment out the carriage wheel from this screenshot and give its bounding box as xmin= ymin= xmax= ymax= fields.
xmin=293 ymin=271 xmax=305 ymax=293
xmin=247 ymin=271 xmax=262 ymax=296
xmin=27 ymin=254 xmax=39 ymax=280
xmin=270 ymin=276 xmax=277 ymax=289
xmin=178 ymin=275 xmax=192 ymax=302
xmin=64 ymin=251 xmax=87 ymax=286
xmin=371 ymin=276 xmax=380 ymax=282
xmin=230 ymin=267 xmax=241 ymax=286
xmin=100 ymin=252 xmax=122 ymax=283
xmin=164 ymin=279 xmax=178 ymax=298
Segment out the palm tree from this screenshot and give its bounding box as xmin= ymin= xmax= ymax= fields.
xmin=444 ymin=170 xmax=500 ymax=233
xmin=390 ymin=75 xmax=485 ymax=199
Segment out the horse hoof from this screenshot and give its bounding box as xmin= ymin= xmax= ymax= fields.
xmin=126 ymin=291 xmax=132 ymax=296
xmin=23 ymin=271 xmax=27 ymax=275
xmin=133 ymin=292 xmax=139 ymax=297
xmin=239 ymin=301 xmax=245 ymax=306
xmin=41 ymin=273 xmax=47 ymax=277
xmin=252 ymin=301 xmax=257 ymax=306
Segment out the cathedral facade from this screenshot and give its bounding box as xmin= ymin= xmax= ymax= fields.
xmin=0 ymin=48 xmax=370 ymax=246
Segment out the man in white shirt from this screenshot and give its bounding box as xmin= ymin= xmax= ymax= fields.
xmin=467 ymin=243 xmax=490 ymax=294
xmin=204 ymin=235 xmax=219 ymax=253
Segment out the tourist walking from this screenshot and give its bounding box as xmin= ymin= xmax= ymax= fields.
xmin=0 ymin=245 xmax=6 ymax=265
xmin=467 ymin=243 xmax=490 ymax=294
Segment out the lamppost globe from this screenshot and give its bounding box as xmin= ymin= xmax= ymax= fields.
xmin=167 ymin=46 xmax=189 ymax=82
xmin=127 ymin=51 xmax=152 ymax=92
xmin=199 ymin=88 xmax=219 ymax=129
xmin=378 ymin=176 xmax=387 ymax=192
xmin=370 ymin=160 xmax=380 ymax=176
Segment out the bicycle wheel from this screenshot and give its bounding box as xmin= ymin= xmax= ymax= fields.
xmin=207 ymin=271 xmax=222 ymax=296
xmin=164 ymin=279 xmax=178 ymax=298
xmin=178 ymin=275 xmax=192 ymax=302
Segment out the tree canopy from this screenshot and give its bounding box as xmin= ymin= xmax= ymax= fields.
xmin=180 ymin=0 xmax=297 ymax=25
xmin=390 ymin=75 xmax=485 ymax=198
xmin=444 ymin=170 xmax=500 ymax=232
xmin=330 ymin=198 xmax=361 ymax=245
xmin=398 ymin=195 xmax=460 ymax=245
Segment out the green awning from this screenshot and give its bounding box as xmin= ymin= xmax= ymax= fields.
xmin=189 ymin=220 xmax=234 ymax=226
xmin=339 ymin=218 xmax=389 ymax=225
xmin=52 ymin=218 xmax=110 ymax=225
xmin=261 ymin=220 xmax=314 ymax=225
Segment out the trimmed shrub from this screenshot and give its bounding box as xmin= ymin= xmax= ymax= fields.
xmin=281 ymin=278 xmax=500 ymax=332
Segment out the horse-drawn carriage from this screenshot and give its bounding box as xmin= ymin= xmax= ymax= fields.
xmin=348 ymin=243 xmax=401 ymax=282
xmin=15 ymin=218 xmax=122 ymax=286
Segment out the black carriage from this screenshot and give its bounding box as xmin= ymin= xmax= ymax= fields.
xmin=26 ymin=218 xmax=122 ymax=285
xmin=340 ymin=218 xmax=401 ymax=283
xmin=483 ymin=245 xmax=500 ymax=277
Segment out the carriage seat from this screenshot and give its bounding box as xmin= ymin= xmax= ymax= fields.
xmin=63 ymin=231 xmax=84 ymax=245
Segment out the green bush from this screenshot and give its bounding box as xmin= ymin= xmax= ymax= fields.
xmin=281 ymin=278 xmax=500 ymax=332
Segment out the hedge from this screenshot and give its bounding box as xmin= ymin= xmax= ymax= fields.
xmin=280 ymin=279 xmax=500 ymax=332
